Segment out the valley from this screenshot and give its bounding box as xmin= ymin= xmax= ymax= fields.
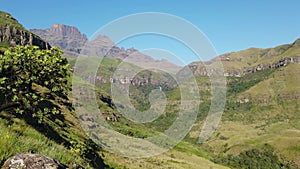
xmin=0 ymin=11 xmax=299 ymax=169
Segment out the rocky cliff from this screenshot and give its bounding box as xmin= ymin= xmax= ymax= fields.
xmin=31 ymin=24 xmax=87 ymax=54
xmin=0 ymin=11 xmax=50 ymax=50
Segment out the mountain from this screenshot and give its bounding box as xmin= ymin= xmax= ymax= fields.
xmin=0 ymin=11 xmax=50 ymax=52
xmin=31 ymin=24 xmax=182 ymax=72
xmin=30 ymin=24 xmax=87 ymax=55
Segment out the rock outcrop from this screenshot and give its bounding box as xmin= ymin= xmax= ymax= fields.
xmin=189 ymin=38 xmax=300 ymax=77
xmin=244 ymin=56 xmax=300 ymax=74
xmin=0 ymin=11 xmax=50 ymax=50
xmin=0 ymin=26 xmax=50 ymax=50
xmin=2 ymin=153 xmax=67 ymax=169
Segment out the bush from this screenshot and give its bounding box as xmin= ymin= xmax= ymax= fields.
xmin=213 ymin=146 xmax=291 ymax=169
xmin=0 ymin=45 xmax=70 ymax=122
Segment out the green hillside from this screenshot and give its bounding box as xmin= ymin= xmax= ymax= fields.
xmin=0 ymin=11 xmax=21 ymax=50
xmin=185 ymin=61 xmax=300 ymax=168
xmin=0 ymin=11 xmax=26 ymax=31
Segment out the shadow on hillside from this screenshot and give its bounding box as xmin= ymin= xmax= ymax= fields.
xmin=24 ymin=112 xmax=108 ymax=168
xmin=1 ymin=98 xmax=109 ymax=169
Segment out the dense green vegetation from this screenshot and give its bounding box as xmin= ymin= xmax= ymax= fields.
xmin=213 ymin=145 xmax=293 ymax=169
xmin=0 ymin=46 xmax=70 ymax=122
xmin=227 ymin=69 xmax=274 ymax=96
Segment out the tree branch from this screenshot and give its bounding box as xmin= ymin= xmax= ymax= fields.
xmin=0 ymin=102 xmax=21 ymax=111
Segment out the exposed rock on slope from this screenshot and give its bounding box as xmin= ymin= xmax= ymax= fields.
xmin=0 ymin=11 xmax=50 ymax=50
xmin=0 ymin=26 xmax=50 ymax=49
xmin=2 ymin=153 xmax=66 ymax=169
xmin=189 ymin=38 xmax=300 ymax=77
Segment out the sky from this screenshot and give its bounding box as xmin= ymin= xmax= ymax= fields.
xmin=1 ymin=0 xmax=300 ymax=65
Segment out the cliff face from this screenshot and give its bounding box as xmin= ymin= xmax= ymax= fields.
xmin=31 ymin=24 xmax=87 ymax=54
xmin=0 ymin=26 xmax=50 ymax=50
xmin=0 ymin=11 xmax=50 ymax=50
xmin=49 ymin=24 xmax=87 ymax=40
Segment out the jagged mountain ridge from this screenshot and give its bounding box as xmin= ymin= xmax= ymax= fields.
xmin=30 ymin=24 xmax=144 ymax=58
xmin=31 ymin=24 xmax=182 ymax=73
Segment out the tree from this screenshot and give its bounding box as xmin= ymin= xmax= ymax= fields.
xmin=0 ymin=45 xmax=70 ymax=122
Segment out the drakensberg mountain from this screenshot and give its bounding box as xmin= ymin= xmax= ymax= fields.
xmin=0 ymin=10 xmax=299 ymax=169
xmin=30 ymin=24 xmax=181 ymax=73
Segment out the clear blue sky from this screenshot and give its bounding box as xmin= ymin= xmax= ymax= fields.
xmin=1 ymin=0 xmax=300 ymax=64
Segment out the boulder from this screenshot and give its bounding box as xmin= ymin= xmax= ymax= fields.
xmin=2 ymin=153 xmax=67 ymax=169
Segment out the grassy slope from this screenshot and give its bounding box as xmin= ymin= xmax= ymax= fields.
xmin=0 ymin=84 xmax=104 ymax=168
xmin=0 ymin=11 xmax=26 ymax=31
xmin=103 ymin=148 xmax=228 ymax=169
xmin=186 ymin=63 xmax=300 ymax=168
xmin=191 ymin=38 xmax=300 ymax=75
xmin=0 ymin=111 xmax=89 ymax=167
xmin=238 ymin=63 xmax=300 ymax=99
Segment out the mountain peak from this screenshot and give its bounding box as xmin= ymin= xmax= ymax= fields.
xmin=30 ymin=24 xmax=87 ymax=54
xmin=48 ymin=24 xmax=87 ymax=40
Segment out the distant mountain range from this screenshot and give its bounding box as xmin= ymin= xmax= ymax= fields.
xmin=30 ymin=24 xmax=182 ymax=73
xmin=30 ymin=23 xmax=300 ymax=78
